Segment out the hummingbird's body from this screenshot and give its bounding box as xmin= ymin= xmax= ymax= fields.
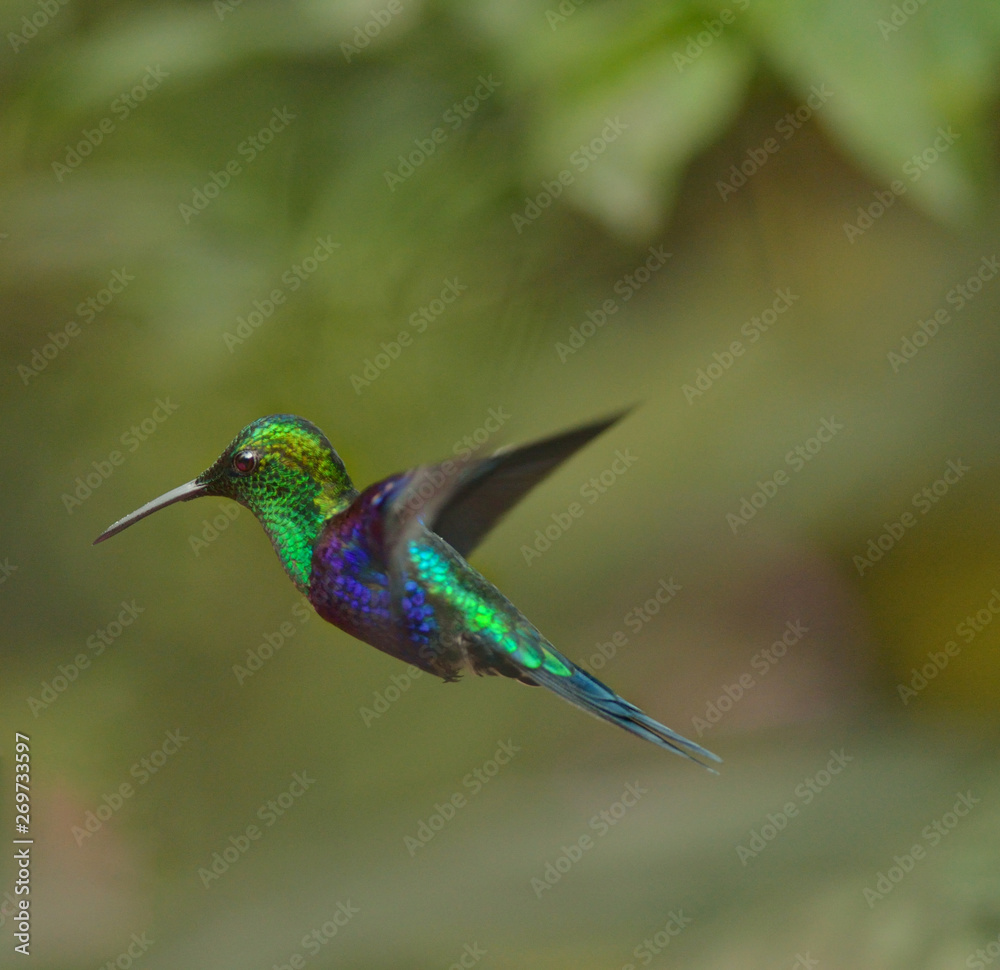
xmin=96 ymin=412 xmax=720 ymax=769
xmin=309 ymin=476 xmax=559 ymax=682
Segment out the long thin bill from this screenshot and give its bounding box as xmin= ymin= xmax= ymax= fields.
xmin=93 ymin=479 xmax=210 ymax=544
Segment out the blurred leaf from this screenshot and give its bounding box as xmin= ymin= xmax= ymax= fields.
xmin=746 ymin=0 xmax=1000 ymax=223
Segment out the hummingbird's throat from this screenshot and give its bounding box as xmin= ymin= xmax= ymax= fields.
xmin=254 ymin=481 xmax=355 ymax=592
xmin=265 ymin=518 xmax=317 ymax=591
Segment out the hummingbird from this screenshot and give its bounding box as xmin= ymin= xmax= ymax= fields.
xmin=95 ymin=412 xmax=720 ymax=769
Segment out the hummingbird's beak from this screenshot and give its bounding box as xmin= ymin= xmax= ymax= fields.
xmin=93 ymin=479 xmax=211 ymax=544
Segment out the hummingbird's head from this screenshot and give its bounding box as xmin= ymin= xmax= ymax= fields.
xmin=194 ymin=414 xmax=353 ymax=514
xmin=94 ymin=414 xmax=357 ymax=591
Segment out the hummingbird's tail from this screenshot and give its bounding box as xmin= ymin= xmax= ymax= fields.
xmin=528 ymin=660 xmax=722 ymax=771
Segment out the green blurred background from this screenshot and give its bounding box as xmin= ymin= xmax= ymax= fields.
xmin=2 ymin=0 xmax=1000 ymax=967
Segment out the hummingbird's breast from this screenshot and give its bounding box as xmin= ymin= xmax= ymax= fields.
xmin=308 ymin=505 xmax=461 ymax=675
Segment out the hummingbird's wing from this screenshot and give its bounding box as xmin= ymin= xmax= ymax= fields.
xmin=423 ymin=409 xmax=631 ymax=558
xmin=376 ymin=409 xmax=632 ymax=611
xmin=363 ymin=412 xmax=628 ymax=671
xmin=374 ymin=409 xmax=632 ymax=588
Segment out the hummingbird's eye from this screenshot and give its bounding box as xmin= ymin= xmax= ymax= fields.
xmin=231 ymin=450 xmax=259 ymax=476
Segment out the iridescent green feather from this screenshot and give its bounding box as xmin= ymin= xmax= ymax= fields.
xmin=408 ymin=539 xmax=572 ymax=677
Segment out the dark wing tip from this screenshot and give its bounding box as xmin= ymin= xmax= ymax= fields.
xmin=430 ymin=405 xmax=638 ymax=557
